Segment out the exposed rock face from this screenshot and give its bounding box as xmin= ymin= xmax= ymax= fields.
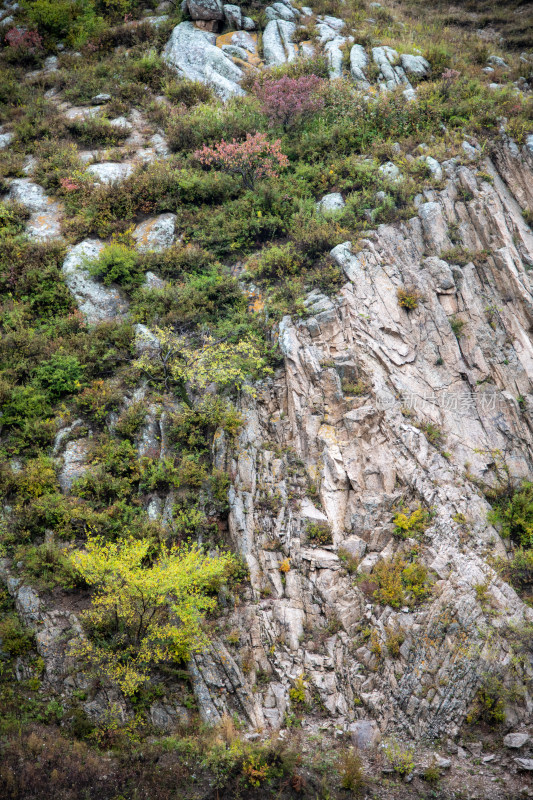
xmin=163 ymin=21 xmax=244 ymax=100
xmin=262 ymin=19 xmax=297 ymax=66
xmin=182 ymin=143 xmax=533 ymax=738
xmin=316 ymin=192 xmax=346 ymax=212
xmin=350 ymin=43 xmax=369 ymax=87
xmin=132 ymin=213 xmax=177 ymax=252
xmin=400 ymin=53 xmax=430 ymax=78
xmin=373 ymin=45 xmax=416 ymax=99
xmin=187 ymin=0 xmax=225 ymax=21
xmin=62 ymin=239 xmax=129 ymax=324
xmin=316 ymin=15 xmax=351 ymax=79
xmin=86 ymin=162 xmax=134 ymax=184
xmin=8 ymin=178 xmax=63 ymax=240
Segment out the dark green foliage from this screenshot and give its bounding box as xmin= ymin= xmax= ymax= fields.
xmin=488 ymin=481 xmax=533 ymax=547
xmin=33 ymin=354 xmax=83 ymax=401
xmin=131 ymin=267 xmax=245 ymax=330
xmin=467 ymin=675 xmax=506 ymax=726
xmin=0 ymin=612 xmax=34 ymax=656
xmin=306 ymin=521 xmax=333 ymax=546
xmin=168 ymin=397 xmax=241 ymax=454
xmin=87 ymin=243 xmax=143 ymax=290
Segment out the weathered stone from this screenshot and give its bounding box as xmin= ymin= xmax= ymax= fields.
xmin=163 ymin=21 xmax=244 ymax=100
xmin=504 ymin=732 xmax=531 ymax=749
xmin=400 ymin=53 xmax=430 ymax=77
xmin=488 ymin=55 xmax=509 ymax=69
xmin=59 ymin=439 xmax=90 ymax=493
xmin=132 ymin=214 xmax=177 ymax=252
xmin=92 ymin=92 xmax=111 ymax=104
xmin=223 ymin=3 xmax=242 ymax=28
xmin=350 ymin=43 xmax=369 ymax=85
xmin=316 ymin=192 xmax=345 ymax=213
xmin=62 ymin=239 xmax=129 ymax=324
xmin=265 ymin=2 xmax=297 ymax=21
xmin=348 ymin=720 xmax=381 ymax=749
xmin=0 ymin=130 xmax=13 ymax=149
xmin=262 ymin=19 xmax=297 ymax=66
xmin=378 ymin=161 xmax=401 ymax=182
xmin=86 ymin=162 xmax=134 ymax=184
xmin=515 ymin=758 xmax=533 ymax=770
xmin=187 ymin=0 xmax=224 ymax=21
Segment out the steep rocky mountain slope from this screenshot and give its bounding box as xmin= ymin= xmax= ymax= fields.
xmin=0 ymin=0 xmax=533 ymax=798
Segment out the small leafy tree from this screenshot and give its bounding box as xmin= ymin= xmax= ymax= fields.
xmin=194 ymin=132 xmax=288 ymax=190
xmin=69 ymin=536 xmax=236 ymax=695
xmin=135 ymin=327 xmax=268 ymax=404
xmin=253 ymin=75 xmax=324 ymax=131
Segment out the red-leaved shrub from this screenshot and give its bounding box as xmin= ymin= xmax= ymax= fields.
xmin=5 ymin=28 xmax=43 ymax=61
xmin=194 ymin=132 xmax=288 ymax=190
xmin=253 ymin=75 xmax=324 ymax=131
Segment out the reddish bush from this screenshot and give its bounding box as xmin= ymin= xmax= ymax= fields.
xmin=194 ymin=132 xmax=288 ymax=190
xmin=440 ymin=68 xmax=461 ymax=96
xmin=253 ymin=74 xmax=324 ymax=131
xmin=5 ymin=28 xmax=43 ymax=61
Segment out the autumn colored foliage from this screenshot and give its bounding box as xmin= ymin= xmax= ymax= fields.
xmin=194 ymin=132 xmax=288 ymax=189
xmin=254 ymin=74 xmax=325 ymax=130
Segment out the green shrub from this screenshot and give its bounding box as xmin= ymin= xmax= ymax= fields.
xmin=289 ymin=674 xmax=307 ymax=706
xmin=440 ymin=246 xmax=473 ymax=266
xmin=114 ymin=401 xmax=147 ymax=441
xmin=488 ymin=481 xmax=533 ymax=547
xmin=67 ymin=116 xmax=129 ymax=147
xmin=131 ymin=267 xmax=244 ymax=330
xmin=397 ymin=286 xmax=422 ymax=310
xmin=248 ymin=242 xmax=303 ymax=282
xmin=466 ymin=675 xmax=506 ymax=726
xmin=496 ymin=548 xmax=533 ymax=603
xmin=15 ymin=542 xmax=83 ymax=591
xmin=382 ymin=737 xmax=415 ymax=776
xmin=385 ymin=624 xmax=405 ymax=658
xmin=76 ymin=378 xmax=124 ymax=423
xmin=338 ymin=748 xmax=366 ymax=793
xmin=0 ymin=613 xmax=34 ymax=656
xmin=1 ymin=386 xmax=51 ymax=431
xmin=393 ymin=507 xmax=430 ymax=539
xmin=23 ymin=0 xmax=104 ymax=46
xmin=372 ymin=555 xmax=432 ymax=608
xmin=449 ymin=314 xmax=466 ymax=338
xmin=168 ymin=397 xmax=241 ymax=454
xmin=306 ymin=520 xmax=333 ymax=546
xmin=32 ymin=353 xmax=83 ymax=401
xmin=0 ymin=201 xmax=28 ymax=238
xmin=87 ymin=243 xmax=142 ymax=290
xmin=164 ymin=78 xmax=213 ymax=107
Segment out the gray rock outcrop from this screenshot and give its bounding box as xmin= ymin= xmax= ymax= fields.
xmin=62 ymin=239 xmax=129 ymax=324
xmin=163 ymin=21 xmax=244 ymax=100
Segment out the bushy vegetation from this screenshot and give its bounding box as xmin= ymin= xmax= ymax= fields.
xmin=1 ymin=0 xmax=532 ymax=793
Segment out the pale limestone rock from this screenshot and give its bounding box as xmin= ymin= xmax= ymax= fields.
xmin=86 ymin=162 xmax=134 ymax=184
xmin=316 ymin=192 xmax=345 ymax=212
xmin=59 ymin=439 xmax=90 ymax=493
xmin=504 ymin=732 xmax=530 ymax=748
xmin=348 ymin=719 xmax=381 ymax=748
xmin=350 ymin=43 xmax=369 ymax=86
xmin=132 ymin=213 xmax=177 ymax=252
xmin=187 ymin=0 xmax=224 ymax=21
xmin=400 ymin=53 xmax=430 ymax=77
xmin=163 ymin=21 xmax=244 ymax=100
xmin=223 ymin=3 xmax=241 ymax=28
xmin=262 ymin=19 xmax=297 ymax=66
xmin=62 ymin=239 xmax=129 ymax=324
